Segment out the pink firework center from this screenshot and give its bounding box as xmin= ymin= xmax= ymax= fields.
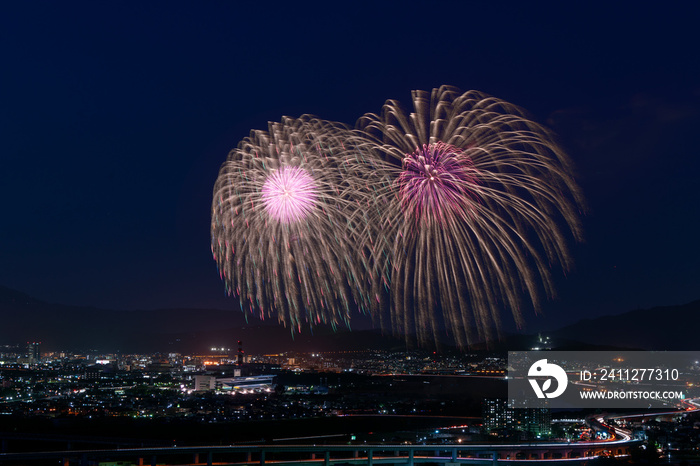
xmin=261 ymin=166 xmax=319 ymax=223
xmin=399 ymin=142 xmax=480 ymax=223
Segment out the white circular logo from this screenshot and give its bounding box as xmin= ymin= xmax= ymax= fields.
xmin=528 ymin=359 xmax=568 ymax=399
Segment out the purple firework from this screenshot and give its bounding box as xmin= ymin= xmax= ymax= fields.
xmin=261 ymin=166 xmax=318 ymax=224
xmin=356 ymin=86 xmax=584 ymax=347
xmin=398 ymin=142 xmax=480 ymax=225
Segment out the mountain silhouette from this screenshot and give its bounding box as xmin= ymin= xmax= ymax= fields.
xmin=0 ymin=285 xmax=388 ymax=353
xmin=1 ymin=285 xmax=696 ymax=353
xmin=551 ymin=299 xmax=700 ymax=350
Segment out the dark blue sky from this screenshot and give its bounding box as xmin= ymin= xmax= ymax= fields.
xmin=2 ymin=2 xmax=699 ymax=332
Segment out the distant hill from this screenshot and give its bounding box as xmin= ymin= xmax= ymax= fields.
xmin=2 ymin=285 xmax=698 ymax=353
xmin=551 ymin=299 xmax=700 ymax=350
xmin=466 ymin=333 xmax=641 ymax=352
xmin=0 ymin=285 xmax=390 ymax=353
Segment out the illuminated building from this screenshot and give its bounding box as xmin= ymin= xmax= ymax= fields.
xmin=27 ymin=342 xmax=40 ymax=365
xmin=521 ymin=407 xmax=552 ymax=438
xmin=482 ymin=398 xmax=552 ymax=439
xmin=483 ymin=398 xmax=515 ymax=433
xmin=195 ymin=375 xmax=216 ymax=391
xmin=194 ymin=374 xmax=275 ymax=393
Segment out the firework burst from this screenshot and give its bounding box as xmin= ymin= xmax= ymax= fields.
xmin=355 ymin=86 xmax=584 ymax=346
xmin=398 ymin=142 xmax=481 ymax=225
xmin=211 ymin=116 xmax=373 ymax=332
xmin=261 ymin=166 xmax=318 ymax=224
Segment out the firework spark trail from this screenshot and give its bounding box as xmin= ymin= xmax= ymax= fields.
xmin=211 ymin=116 xmax=376 ymax=331
xmin=211 ymin=87 xmax=583 ymax=347
xmin=352 ymin=86 xmax=584 ymax=347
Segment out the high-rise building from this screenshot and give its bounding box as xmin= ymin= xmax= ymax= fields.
xmin=27 ymin=342 xmax=40 ymax=365
xmin=483 ymin=398 xmax=515 ymax=432
xmin=482 ymin=398 xmax=551 ymax=439
xmin=237 ymin=340 xmax=244 ymax=365
xmin=520 ymin=407 xmax=552 ymax=438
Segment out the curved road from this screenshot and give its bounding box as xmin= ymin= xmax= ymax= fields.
xmin=589 ymin=396 xmax=700 ymax=442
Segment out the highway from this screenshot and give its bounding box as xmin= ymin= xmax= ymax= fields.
xmin=588 ymin=396 xmax=700 ymax=442
xmin=1 ymin=398 xmax=696 ymax=465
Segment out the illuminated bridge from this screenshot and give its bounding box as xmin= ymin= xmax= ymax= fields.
xmin=0 ymin=440 xmax=642 ymax=466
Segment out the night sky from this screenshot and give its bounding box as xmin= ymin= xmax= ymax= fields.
xmin=2 ymin=2 xmax=699 ymax=333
